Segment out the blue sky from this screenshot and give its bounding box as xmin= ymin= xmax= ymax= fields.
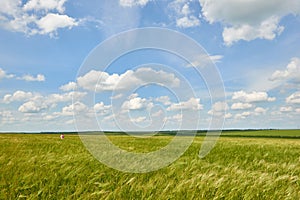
xmin=0 ymin=0 xmax=300 ymax=132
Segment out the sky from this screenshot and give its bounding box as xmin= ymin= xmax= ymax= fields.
xmin=0 ymin=0 xmax=300 ymax=132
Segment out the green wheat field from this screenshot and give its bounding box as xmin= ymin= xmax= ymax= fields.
xmin=1 ymin=130 xmax=300 ymax=199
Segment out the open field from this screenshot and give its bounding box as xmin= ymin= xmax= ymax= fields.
xmin=213 ymin=129 xmax=300 ymax=138
xmin=1 ymin=131 xmax=300 ymax=199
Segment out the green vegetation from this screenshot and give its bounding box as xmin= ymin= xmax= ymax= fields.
xmin=216 ymin=129 xmax=300 ymax=138
xmin=1 ymin=132 xmax=300 ymax=199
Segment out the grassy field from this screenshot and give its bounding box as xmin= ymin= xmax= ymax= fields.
xmin=216 ymin=129 xmax=300 ymax=138
xmin=1 ymin=132 xmax=300 ymax=199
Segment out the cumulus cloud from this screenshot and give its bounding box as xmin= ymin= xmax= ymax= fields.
xmin=222 ymin=16 xmax=284 ymax=46
xmin=0 ymin=0 xmax=78 ymax=36
xmin=176 ymin=16 xmax=200 ymax=28
xmin=43 ymin=114 xmax=59 ymax=121
xmin=77 ymin=70 xmax=116 ymax=91
xmin=130 ymin=116 xmax=147 ymax=123
xmin=0 ymin=110 xmax=15 ymax=124
xmin=62 ymin=101 xmax=88 ymax=116
xmin=0 ymin=68 xmax=47 ymax=82
xmin=59 ymin=81 xmax=77 ymax=91
xmin=269 ymin=57 xmax=300 ymax=82
xmin=235 ymin=111 xmax=251 ymax=119
xmin=0 ymin=68 xmax=14 ymax=80
xmin=199 ymin=0 xmax=300 ymax=45
xmin=233 ymin=106 xmax=267 ymax=119
xmin=167 ymin=97 xmax=203 ymax=111
xmin=17 ymin=74 xmax=45 ymax=82
xmin=23 ymin=0 xmax=67 ymax=13
xmin=207 ymin=101 xmax=228 ymax=117
xmin=167 ymin=113 xmax=183 ymax=122
xmin=286 ymin=92 xmax=300 ymax=104
xmin=280 ymin=106 xmax=293 ymax=112
xmin=254 ymin=107 xmax=267 ymax=115
xmin=119 ymin=0 xmax=150 ymax=7
xmin=37 ymin=13 xmax=78 ymax=35
xmin=18 ymin=101 xmax=47 ymax=113
xmin=122 ymin=95 xmax=153 ymax=111
xmin=94 ymin=102 xmax=111 ymax=115
xmin=77 ymin=68 xmax=180 ymax=92
xmin=3 ymin=90 xmax=34 ymax=103
xmin=232 ymin=90 xmax=276 ymax=103
xmin=231 ymin=102 xmax=253 ymax=110
xmin=169 ymin=1 xmax=200 ymax=28
xmin=47 ymin=91 xmax=86 ymax=104
xmin=3 ymin=90 xmax=86 ymax=114
xmin=225 ymin=113 xmax=232 ymax=119
xmin=155 ymin=96 xmax=171 ymax=106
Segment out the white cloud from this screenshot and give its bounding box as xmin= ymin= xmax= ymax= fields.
xmin=254 ymin=107 xmax=267 ymax=115
xmin=0 ymin=68 xmax=14 ymax=80
xmin=181 ymin=3 xmax=190 ymax=15
xmin=155 ymin=96 xmax=171 ymax=106
xmin=0 ymin=0 xmax=78 ymax=36
xmin=167 ymin=97 xmax=203 ymax=111
xmin=280 ymin=106 xmax=293 ymax=112
xmin=47 ymin=91 xmax=86 ymax=104
xmin=207 ymin=101 xmax=228 ymax=116
xmin=0 ymin=110 xmax=15 ymax=124
xmin=110 ymin=93 xmax=123 ymax=100
xmin=0 ymin=0 xmax=20 ymax=16
xmin=169 ymin=1 xmax=200 ymax=28
xmin=37 ymin=13 xmax=78 ymax=35
xmin=286 ymin=92 xmax=300 ymax=104
xmin=209 ymin=55 xmax=223 ymax=63
xmin=270 ymin=57 xmax=300 ymax=82
xmin=17 ymin=74 xmax=45 ymax=82
xmin=233 ymin=106 xmax=267 ymax=119
xmin=176 ymin=16 xmax=200 ymax=28
xmin=231 ymin=102 xmax=253 ymax=110
xmin=186 ymin=54 xmax=223 ymax=68
xmin=210 ymin=101 xmax=228 ymax=112
xmin=199 ymin=0 xmax=300 ymax=45
xmin=151 ymin=109 xmax=164 ymax=118
xmin=0 ymin=68 xmax=47 ymax=82
xmin=59 ymin=81 xmax=77 ymax=91
xmin=235 ymin=111 xmax=251 ymax=119
xmin=119 ymin=0 xmax=150 ymax=7
xmin=122 ymin=95 xmax=153 ymax=111
xmin=94 ymin=102 xmax=111 ymax=115
xmin=43 ymin=114 xmax=58 ymax=121
xmin=3 ymin=90 xmax=86 ymax=115
xmin=130 ymin=116 xmax=147 ymax=123
xmin=3 ymin=90 xmax=34 ymax=103
xmin=23 ymin=0 xmax=67 ymax=13
xmin=77 ymin=68 xmax=180 ymax=92
xmin=169 ymin=113 xmax=183 ymax=121
xmin=18 ymin=101 xmax=47 ymax=113
xmin=62 ymin=101 xmax=88 ymax=116
xmin=296 ymin=108 xmax=300 ymax=113
xmin=222 ymin=16 xmax=284 ymax=46
xmin=77 ymin=70 xmax=115 ymax=91
xmin=225 ymin=113 xmax=232 ymax=119
xmin=65 ymin=119 xmax=75 ymax=125
xmin=132 ymin=67 xmax=180 ymax=87
xmin=232 ymin=90 xmax=276 ymax=103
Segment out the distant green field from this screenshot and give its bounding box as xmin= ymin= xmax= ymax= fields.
xmin=219 ymin=129 xmax=300 ymax=138
xmin=1 ymin=132 xmax=300 ymax=199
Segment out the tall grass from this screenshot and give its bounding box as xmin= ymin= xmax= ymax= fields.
xmin=1 ymin=133 xmax=299 ymax=199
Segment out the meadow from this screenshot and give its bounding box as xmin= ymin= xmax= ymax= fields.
xmin=1 ymin=131 xmax=300 ymax=199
